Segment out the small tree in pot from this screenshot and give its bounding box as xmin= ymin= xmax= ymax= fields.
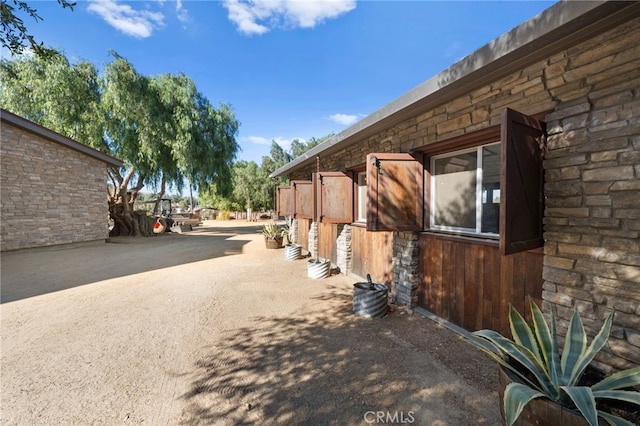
xmin=466 ymin=300 xmax=640 ymax=426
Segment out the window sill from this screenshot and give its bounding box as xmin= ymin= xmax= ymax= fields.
xmin=351 ymin=221 xmax=367 ymax=228
xmin=421 ymin=230 xmax=499 ymax=246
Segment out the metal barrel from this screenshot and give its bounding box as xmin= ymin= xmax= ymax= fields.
xmin=353 ymin=282 xmax=388 ymax=318
xmin=284 ymin=244 xmax=302 ymax=261
xmin=307 ymin=258 xmax=330 ymax=279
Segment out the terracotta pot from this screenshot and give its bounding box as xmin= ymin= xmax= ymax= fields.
xmin=497 ymin=367 xmax=592 ymax=426
xmin=264 ymin=236 xmax=283 ymax=249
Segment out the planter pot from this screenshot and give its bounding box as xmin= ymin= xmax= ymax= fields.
xmin=307 ymin=258 xmax=330 ymax=279
xmin=498 ymin=367 xmax=592 ymax=426
xmin=284 ymin=244 xmax=302 ymax=261
xmin=353 ymin=280 xmax=388 ymax=318
xmin=264 ymin=236 xmax=283 ymax=249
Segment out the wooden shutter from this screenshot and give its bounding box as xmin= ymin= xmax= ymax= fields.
xmin=315 ymin=172 xmax=353 ymax=223
xmin=500 ymin=108 xmax=546 ymax=255
xmin=291 ymin=180 xmax=313 ymax=219
xmin=276 ymin=185 xmax=292 ymax=217
xmin=367 ymin=153 xmax=423 ymax=231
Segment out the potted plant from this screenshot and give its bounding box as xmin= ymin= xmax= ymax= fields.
xmin=466 ymin=299 xmax=640 ymax=426
xmin=262 ymin=221 xmax=283 ymax=249
xmin=281 ymin=216 xmax=293 ymax=245
xmin=281 ymin=216 xmax=302 ymax=260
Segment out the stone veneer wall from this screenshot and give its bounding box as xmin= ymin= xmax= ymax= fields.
xmin=542 ymin=19 xmax=640 ymax=371
xmin=1 ymin=123 xmax=110 ymax=251
xmin=288 ymin=17 xmax=640 ymax=370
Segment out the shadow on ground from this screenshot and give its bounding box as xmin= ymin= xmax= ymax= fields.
xmin=0 ymin=223 xmax=263 ymax=303
xmin=180 ymin=284 xmax=500 ymax=425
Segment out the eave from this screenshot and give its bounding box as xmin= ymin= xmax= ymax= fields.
xmin=1 ymin=109 xmax=123 ymax=168
xmin=270 ymin=0 xmax=640 ymax=178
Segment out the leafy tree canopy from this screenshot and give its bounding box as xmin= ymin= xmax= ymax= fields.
xmin=0 ymin=48 xmax=240 ymax=236
xmin=1 ymin=0 xmax=76 ymax=57
xmin=201 ymin=135 xmax=333 ymax=213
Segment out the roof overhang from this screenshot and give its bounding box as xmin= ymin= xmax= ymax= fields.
xmin=1 ymin=109 xmax=123 ymax=167
xmin=271 ymin=0 xmax=640 ymax=178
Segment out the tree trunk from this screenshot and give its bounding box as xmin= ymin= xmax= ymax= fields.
xmin=109 ymin=181 xmax=142 ymax=237
xmin=153 ymin=176 xmax=167 ymax=216
xmin=108 ymin=170 xmax=145 ymax=237
xmin=109 ymin=192 xmax=139 ymax=237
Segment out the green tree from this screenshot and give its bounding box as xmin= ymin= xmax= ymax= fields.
xmin=289 ymin=134 xmax=331 ymax=158
xmin=0 ymin=49 xmax=240 ymax=236
xmin=1 ymin=0 xmax=76 ymax=57
xmin=262 ymin=135 xmax=333 ymax=180
xmin=0 ymin=50 xmax=105 ymax=150
xmin=233 ymin=160 xmax=271 ymax=211
xmin=261 ymin=141 xmax=292 ymax=186
xmin=103 ymin=53 xmax=239 ymax=235
xmin=199 ymin=161 xmax=268 ymax=213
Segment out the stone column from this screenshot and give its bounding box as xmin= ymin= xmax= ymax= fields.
xmin=336 ymin=224 xmax=352 ymax=275
xmin=308 ymin=222 xmax=319 ymax=259
xmin=290 ymin=218 xmax=299 ymax=245
xmin=392 ymin=231 xmax=420 ymax=308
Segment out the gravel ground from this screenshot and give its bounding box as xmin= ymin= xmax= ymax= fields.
xmin=1 ymin=220 xmax=500 ymax=425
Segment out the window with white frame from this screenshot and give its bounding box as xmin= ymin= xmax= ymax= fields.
xmin=356 ymin=171 xmax=367 ymax=222
xmin=430 ymin=142 xmax=501 ymax=235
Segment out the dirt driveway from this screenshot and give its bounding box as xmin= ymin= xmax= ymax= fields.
xmin=1 ymin=220 xmax=500 ymax=425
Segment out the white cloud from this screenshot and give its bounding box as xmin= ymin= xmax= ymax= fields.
xmin=273 ymin=136 xmax=297 ymax=150
xmin=246 ymin=135 xmax=270 ymax=145
xmin=246 ymin=136 xmax=303 ymax=151
xmin=329 ymin=113 xmax=359 ymax=126
xmin=87 ymin=0 xmax=165 ymax=38
xmin=176 ymin=0 xmax=189 ymax=24
xmin=222 ymin=0 xmax=356 ymax=35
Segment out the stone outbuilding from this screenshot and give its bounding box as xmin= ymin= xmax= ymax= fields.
xmin=1 ymin=109 xmax=123 ymax=251
xmin=272 ymin=1 xmax=640 ymax=372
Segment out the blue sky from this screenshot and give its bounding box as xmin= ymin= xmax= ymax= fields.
xmin=15 ymin=0 xmax=555 ymax=164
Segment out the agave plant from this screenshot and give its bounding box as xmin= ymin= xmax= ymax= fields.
xmin=281 ymin=216 xmax=293 ymax=244
xmin=466 ymin=300 xmax=640 ymax=426
xmin=262 ymin=221 xmax=282 ymax=239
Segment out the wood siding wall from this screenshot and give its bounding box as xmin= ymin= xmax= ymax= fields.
xmin=298 ymin=219 xmax=311 ymax=251
xmin=318 ymin=222 xmax=338 ymax=264
xmin=418 ymin=234 xmax=543 ymax=336
xmin=351 ymin=226 xmax=394 ymax=286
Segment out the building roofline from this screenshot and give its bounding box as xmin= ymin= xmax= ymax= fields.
xmin=271 ymin=0 xmax=640 ymax=178
xmin=1 ymin=109 xmax=123 ymax=168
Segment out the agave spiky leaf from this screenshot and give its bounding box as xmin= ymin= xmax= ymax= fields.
xmin=593 ymin=389 xmax=640 ymax=406
xmin=509 ymin=305 xmax=540 ymax=360
xmin=561 ymin=309 xmax=587 ymax=384
xmin=472 ymin=329 xmax=555 ymax=396
xmin=567 ymin=311 xmax=614 ymax=386
xmin=530 ymin=300 xmax=562 ymax=386
xmin=592 ymin=366 xmax=640 ymax=392
xmin=465 ymin=334 xmax=542 ymax=392
xmin=560 ymin=385 xmax=598 ymax=426
xmin=503 ymin=382 xmax=545 ymax=426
